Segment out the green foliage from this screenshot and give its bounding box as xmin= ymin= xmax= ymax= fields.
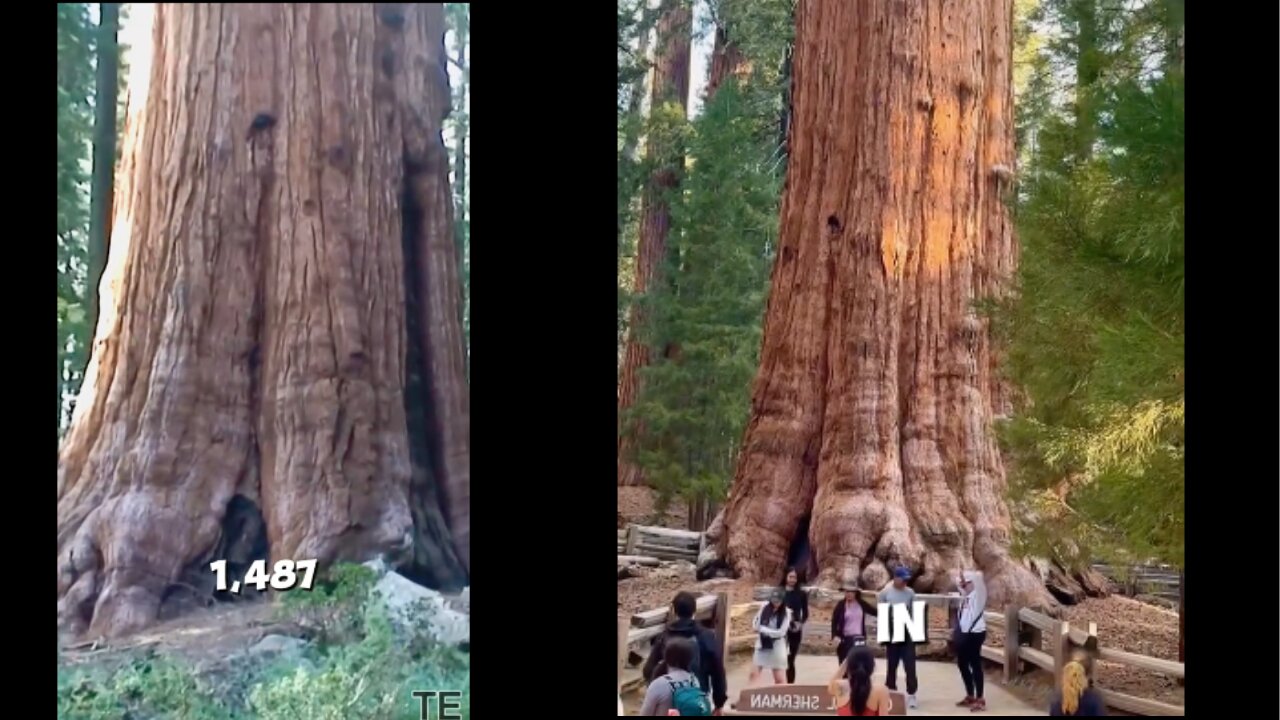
xmin=279 ymin=562 xmax=380 ymax=645
xmin=59 ymin=571 xmax=470 ymax=720
xmin=710 ymin=0 xmax=793 ymax=125
xmin=249 ymin=602 xmax=469 ymax=720
xmin=58 ymin=654 xmax=232 ymax=720
xmin=626 ymin=77 xmax=779 ymax=510
xmin=1001 ymin=0 xmax=1183 ymax=568
xmin=58 ymin=3 xmax=132 ymax=435
xmin=618 ymin=1 xmax=790 ymax=509
xmin=446 ymin=3 xmax=469 ymax=369
xmin=58 ymin=3 xmax=97 ymax=433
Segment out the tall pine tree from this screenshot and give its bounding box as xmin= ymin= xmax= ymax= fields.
xmin=998 ymin=0 xmax=1184 ymax=613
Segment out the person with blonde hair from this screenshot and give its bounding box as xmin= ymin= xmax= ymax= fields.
xmin=1049 ymin=661 xmax=1106 ymax=716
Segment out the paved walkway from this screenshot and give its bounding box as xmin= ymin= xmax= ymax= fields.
xmin=722 ymin=654 xmax=1045 ymax=716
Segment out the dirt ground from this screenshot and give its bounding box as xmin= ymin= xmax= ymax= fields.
xmin=618 ymin=486 xmax=687 ymax=529
xmin=58 ymin=600 xmax=288 ymax=674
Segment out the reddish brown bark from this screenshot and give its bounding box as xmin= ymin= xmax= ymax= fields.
xmin=706 ymin=24 xmax=747 ymax=98
xmin=617 ymin=0 xmax=691 ymax=487
xmin=705 ymin=0 xmax=1050 ymax=610
xmin=57 ymin=3 xmax=468 ymax=639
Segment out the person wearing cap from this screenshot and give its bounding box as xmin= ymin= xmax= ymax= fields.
xmin=749 ymin=588 xmax=793 ymax=686
xmin=831 ymin=584 xmax=877 ymax=666
xmin=878 ymin=566 xmax=920 ymax=709
xmin=953 ymin=569 xmax=989 ymax=712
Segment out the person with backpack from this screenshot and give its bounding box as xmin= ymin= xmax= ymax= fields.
xmin=749 ymin=589 xmax=793 ymax=685
xmin=1048 ymin=661 xmax=1107 ymax=716
xmin=639 ymin=636 xmax=713 ymax=716
xmin=828 ymin=646 xmax=894 ymax=716
xmin=642 ymin=591 xmax=729 ymax=714
xmin=831 ymin=584 xmax=876 ymax=666
xmin=782 ymin=567 xmax=810 ymax=684
xmin=952 ymin=569 xmax=989 ymax=712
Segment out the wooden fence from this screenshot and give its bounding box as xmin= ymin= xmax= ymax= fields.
xmin=617 ymin=591 xmax=731 ymax=694
xmin=1091 ymin=563 xmax=1181 ymax=603
xmin=617 ymin=523 xmax=703 ymax=564
xmin=984 ymin=604 xmax=1184 ymax=716
xmin=620 ymin=586 xmax=1184 ymax=716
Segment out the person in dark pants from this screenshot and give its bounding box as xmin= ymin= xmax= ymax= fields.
xmin=782 ymin=567 xmax=810 ymax=684
xmin=830 ymin=584 xmax=876 ymax=666
xmin=642 ymin=591 xmax=729 ymax=715
xmin=953 ymin=570 xmax=989 ymax=712
xmin=878 ymin=567 xmax=920 ymax=709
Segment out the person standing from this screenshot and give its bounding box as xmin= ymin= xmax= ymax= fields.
xmin=953 ymin=570 xmax=989 ymax=712
xmin=749 ymin=589 xmax=793 ymax=685
xmin=642 ymin=591 xmax=729 ymax=714
xmin=831 ymin=584 xmax=876 ymax=666
xmin=878 ymin=566 xmax=920 ymax=709
xmin=782 ymin=567 xmax=810 ymax=684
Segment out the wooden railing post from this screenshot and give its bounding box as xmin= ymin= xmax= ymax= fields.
xmin=1003 ymin=605 xmax=1021 ymax=682
xmin=1052 ymin=620 xmax=1071 ymax=687
xmin=617 ymin=616 xmax=630 ymax=691
xmin=714 ymin=591 xmax=730 ymax=662
xmin=625 ymin=524 xmax=639 ymax=556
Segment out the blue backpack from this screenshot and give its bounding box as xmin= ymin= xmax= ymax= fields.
xmin=667 ymin=676 xmax=712 ymax=716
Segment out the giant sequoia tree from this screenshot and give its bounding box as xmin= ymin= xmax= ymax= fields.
xmin=702 ymin=0 xmax=1050 ymax=609
xmin=617 ymin=0 xmax=691 ymax=487
xmin=57 ymin=3 xmax=470 ymax=639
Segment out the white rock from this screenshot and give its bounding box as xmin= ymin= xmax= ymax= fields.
xmin=362 ymin=557 xmax=392 ymax=577
xmin=370 ymin=570 xmax=470 ymax=647
xmin=248 ymin=634 xmax=307 ymax=657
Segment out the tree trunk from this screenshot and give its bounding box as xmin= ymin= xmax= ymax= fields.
xmin=57 ymin=3 xmax=469 ymax=640
xmin=705 ymin=24 xmax=746 ymax=98
xmin=708 ymin=0 xmax=1052 ymax=611
xmin=1071 ymin=0 xmax=1100 ymax=162
xmin=778 ymin=40 xmax=793 ymax=158
xmin=617 ymin=0 xmax=691 ymax=487
xmin=617 ymin=7 xmax=653 ymax=246
xmin=86 ymin=2 xmax=120 ymax=348
xmin=449 ymin=6 xmax=469 ymax=339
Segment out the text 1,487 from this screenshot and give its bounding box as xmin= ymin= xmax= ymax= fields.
xmin=210 ymin=559 xmax=317 ymax=593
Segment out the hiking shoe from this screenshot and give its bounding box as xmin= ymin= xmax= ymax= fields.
xmin=970 ymin=698 xmax=987 ymax=712
xmin=956 ymin=697 xmax=975 ymax=707
xmin=907 ymin=695 xmax=919 ymax=709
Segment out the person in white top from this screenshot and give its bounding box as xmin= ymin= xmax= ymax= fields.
xmin=618 ymin=693 xmax=624 ymax=715
xmin=750 ymin=589 xmax=793 ymax=685
xmin=953 ymin=570 xmax=989 ymax=712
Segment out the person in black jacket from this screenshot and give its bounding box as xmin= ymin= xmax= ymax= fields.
xmin=831 ymin=585 xmax=877 ymax=665
xmin=642 ymin=591 xmax=729 ymax=714
xmin=782 ymin=567 xmax=810 ymax=684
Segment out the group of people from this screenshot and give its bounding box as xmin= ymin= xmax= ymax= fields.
xmin=822 ymin=568 xmax=989 ymax=715
xmin=627 ymin=567 xmax=1106 ymax=716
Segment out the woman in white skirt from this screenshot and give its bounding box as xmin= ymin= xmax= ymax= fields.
xmin=751 ymin=588 xmax=793 ymax=685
